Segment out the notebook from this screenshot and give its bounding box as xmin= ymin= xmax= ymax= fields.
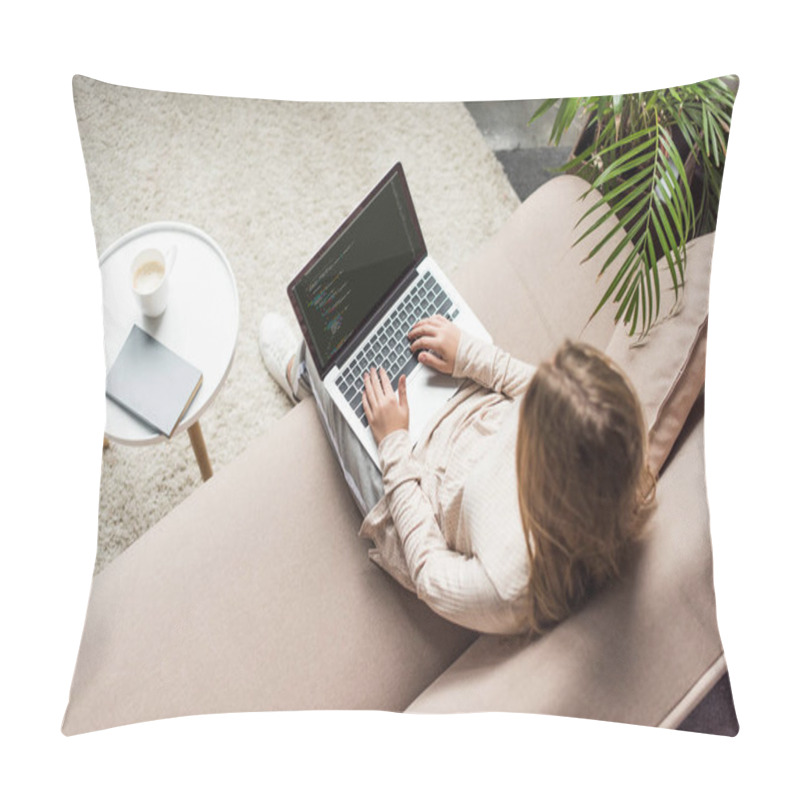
xmin=106 ymin=325 xmax=203 ymax=437
xmin=288 ymin=162 xmax=492 ymax=465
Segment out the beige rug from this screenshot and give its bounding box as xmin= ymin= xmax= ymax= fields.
xmin=73 ymin=76 xmax=520 ymax=574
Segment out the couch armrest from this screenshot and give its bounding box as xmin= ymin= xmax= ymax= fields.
xmin=63 ymin=400 xmax=477 ymax=735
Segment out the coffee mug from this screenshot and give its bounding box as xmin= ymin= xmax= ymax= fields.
xmin=131 ymin=246 xmax=176 ymax=317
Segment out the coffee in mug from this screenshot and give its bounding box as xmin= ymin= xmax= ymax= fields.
xmin=133 ymin=260 xmax=166 ymax=293
xmin=130 ymin=247 xmax=175 ymax=317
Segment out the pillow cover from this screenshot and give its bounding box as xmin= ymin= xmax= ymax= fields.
xmin=65 ymin=76 xmax=737 ymax=736
xmin=606 ymin=232 xmax=714 ymax=477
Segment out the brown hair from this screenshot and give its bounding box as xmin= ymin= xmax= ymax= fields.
xmin=516 ymin=340 xmax=655 ymax=636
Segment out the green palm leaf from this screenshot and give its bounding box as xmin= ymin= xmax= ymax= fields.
xmin=529 ymin=77 xmax=735 ymax=337
xmin=577 ymin=122 xmax=694 ymax=335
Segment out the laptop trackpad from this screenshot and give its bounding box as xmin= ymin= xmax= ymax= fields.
xmin=406 ymin=365 xmax=459 ymax=442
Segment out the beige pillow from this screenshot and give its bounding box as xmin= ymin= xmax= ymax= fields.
xmin=605 ymin=233 xmax=714 ymax=477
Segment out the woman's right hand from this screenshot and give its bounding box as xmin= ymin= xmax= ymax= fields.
xmin=408 ymin=315 xmax=461 ymax=375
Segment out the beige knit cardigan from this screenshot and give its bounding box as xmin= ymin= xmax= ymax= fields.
xmin=359 ymin=332 xmax=537 ymax=634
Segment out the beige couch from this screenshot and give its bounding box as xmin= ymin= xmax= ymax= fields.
xmin=63 ymin=175 xmax=727 ymax=735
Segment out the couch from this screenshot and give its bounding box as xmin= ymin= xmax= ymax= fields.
xmin=62 ymin=174 xmax=726 ymax=735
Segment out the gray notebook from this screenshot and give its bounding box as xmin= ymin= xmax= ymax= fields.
xmin=106 ymin=325 xmax=203 ymax=437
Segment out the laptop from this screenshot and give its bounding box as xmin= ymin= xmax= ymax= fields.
xmin=287 ymin=162 xmax=492 ymax=466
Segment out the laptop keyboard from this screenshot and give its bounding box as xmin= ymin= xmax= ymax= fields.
xmin=335 ymin=271 xmax=459 ymax=428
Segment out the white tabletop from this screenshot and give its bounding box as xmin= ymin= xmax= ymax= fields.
xmin=101 ymin=221 xmax=239 ymax=445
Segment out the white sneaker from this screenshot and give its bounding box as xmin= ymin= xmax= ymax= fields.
xmin=259 ymin=313 xmax=300 ymax=402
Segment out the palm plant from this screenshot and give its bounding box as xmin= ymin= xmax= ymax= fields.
xmin=531 ymin=77 xmax=736 ymax=339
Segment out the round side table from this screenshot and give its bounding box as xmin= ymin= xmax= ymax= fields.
xmin=100 ymin=221 xmax=239 ymax=481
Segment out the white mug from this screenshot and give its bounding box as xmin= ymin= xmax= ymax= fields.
xmin=131 ymin=246 xmax=176 ymax=317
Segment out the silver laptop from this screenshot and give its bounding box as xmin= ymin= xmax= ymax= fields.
xmin=288 ymin=162 xmax=492 ymax=465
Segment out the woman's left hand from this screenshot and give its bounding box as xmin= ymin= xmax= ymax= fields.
xmin=362 ymin=367 xmax=409 ymax=446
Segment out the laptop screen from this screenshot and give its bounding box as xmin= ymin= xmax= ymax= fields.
xmin=288 ymin=164 xmax=426 ymax=375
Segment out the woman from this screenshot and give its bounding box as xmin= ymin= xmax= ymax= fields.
xmin=259 ymin=312 xmax=654 ymax=636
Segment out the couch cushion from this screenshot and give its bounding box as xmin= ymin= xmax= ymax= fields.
xmin=62 ymin=400 xmax=478 ymax=735
xmin=406 ymin=408 xmax=723 ymax=726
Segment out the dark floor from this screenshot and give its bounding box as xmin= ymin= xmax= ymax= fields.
xmin=465 ymin=99 xmax=579 ymax=200
xmin=464 ymin=99 xmax=740 ymax=738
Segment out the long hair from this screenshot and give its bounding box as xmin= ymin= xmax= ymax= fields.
xmin=516 ymin=340 xmax=655 ymax=636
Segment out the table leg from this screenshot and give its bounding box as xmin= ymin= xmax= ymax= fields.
xmin=188 ymin=421 xmax=213 ymax=481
